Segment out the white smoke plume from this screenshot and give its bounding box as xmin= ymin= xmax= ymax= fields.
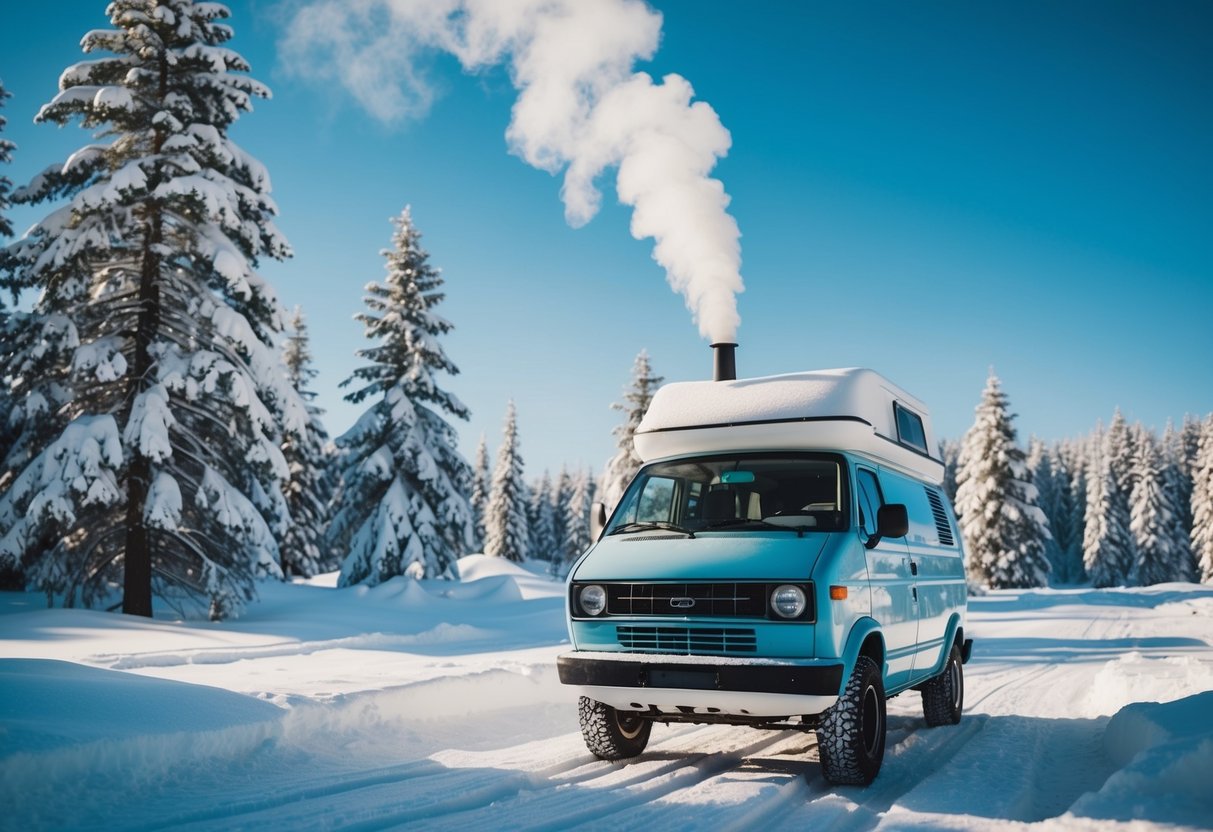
xmin=280 ymin=0 xmax=743 ymax=343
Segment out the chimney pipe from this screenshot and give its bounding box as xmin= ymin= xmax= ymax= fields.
xmin=711 ymin=342 xmax=737 ymax=382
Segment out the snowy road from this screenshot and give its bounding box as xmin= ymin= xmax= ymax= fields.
xmin=2 ymin=560 xmax=1211 ymax=830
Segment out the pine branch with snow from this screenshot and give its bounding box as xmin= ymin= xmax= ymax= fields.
xmin=328 ymin=208 xmax=472 ymax=585
xmin=0 ymin=79 xmax=14 ymax=239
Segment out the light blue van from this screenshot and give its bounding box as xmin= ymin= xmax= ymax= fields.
xmin=558 ymin=364 xmax=972 ymax=785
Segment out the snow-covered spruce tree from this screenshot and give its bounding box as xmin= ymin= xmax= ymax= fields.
xmin=484 ymin=401 xmax=529 ymax=562
xmin=1128 ymin=429 xmax=1187 ymax=585
xmin=550 ymin=466 xmax=571 ymax=557
xmin=280 ymin=306 xmax=335 ymax=577
xmin=527 ymin=469 xmax=558 ymax=565
xmin=563 ymin=466 xmax=593 ymax=564
xmin=953 ymin=372 xmax=1051 ymax=589
xmin=1105 ymin=408 xmax=1136 ymax=499
xmin=1047 ymin=441 xmax=1085 ymax=584
xmin=469 ymin=434 xmax=489 ymax=551
xmin=0 ymin=2 xmax=303 ymax=619
xmin=939 ymin=438 xmax=961 ymax=505
xmin=600 ymin=350 xmax=662 ymax=512
xmin=328 ymin=208 xmax=473 ymax=585
xmin=1191 ymin=415 xmax=1213 ymax=584
xmin=1082 ymin=428 xmax=1135 ymax=588
xmin=1028 ymin=438 xmax=1066 ymax=581
xmin=1172 ymin=416 xmax=1201 ymax=553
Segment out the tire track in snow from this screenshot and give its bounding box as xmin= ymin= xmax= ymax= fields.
xmin=394 ymin=724 xmax=802 ymax=831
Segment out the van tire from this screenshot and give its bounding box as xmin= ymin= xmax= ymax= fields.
xmin=921 ymin=643 xmax=964 ymax=726
xmin=578 ymin=696 xmax=652 ymax=760
xmin=816 ymin=655 xmax=886 ymax=785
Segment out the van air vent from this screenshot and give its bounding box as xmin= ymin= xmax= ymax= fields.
xmin=924 ymin=487 xmax=955 ymax=546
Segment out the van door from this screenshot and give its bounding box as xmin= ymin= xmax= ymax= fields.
xmin=855 ymin=466 xmax=918 ymax=691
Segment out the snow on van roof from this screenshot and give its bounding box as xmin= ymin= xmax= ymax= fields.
xmin=635 ymin=368 xmax=942 ymax=480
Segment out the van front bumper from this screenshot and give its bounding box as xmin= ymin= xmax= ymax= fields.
xmin=557 ymin=652 xmax=844 ymax=718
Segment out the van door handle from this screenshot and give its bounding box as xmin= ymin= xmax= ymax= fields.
xmin=910 ymin=561 xmax=918 ymax=576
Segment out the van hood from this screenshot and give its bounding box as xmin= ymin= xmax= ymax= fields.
xmin=572 ymin=532 xmax=831 ymax=582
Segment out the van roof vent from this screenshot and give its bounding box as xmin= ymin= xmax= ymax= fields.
xmin=924 ymin=487 xmax=955 ymax=547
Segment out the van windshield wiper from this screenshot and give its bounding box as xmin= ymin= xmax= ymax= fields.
xmin=608 ymin=521 xmax=696 ymax=539
xmin=704 ymin=518 xmax=812 ymax=537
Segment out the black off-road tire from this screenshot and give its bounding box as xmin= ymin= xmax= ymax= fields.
xmin=578 ymin=696 xmax=652 ymax=760
xmin=921 ymin=643 xmax=964 ymax=726
xmin=816 ymin=655 xmax=887 ymax=785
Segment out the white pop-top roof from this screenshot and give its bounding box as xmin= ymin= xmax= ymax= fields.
xmin=634 ymin=368 xmax=943 ymax=483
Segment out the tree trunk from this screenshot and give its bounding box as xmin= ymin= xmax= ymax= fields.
xmin=122 ymin=53 xmax=167 ymax=618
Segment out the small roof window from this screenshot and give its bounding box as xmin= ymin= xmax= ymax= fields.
xmin=894 ymin=403 xmax=928 ymax=453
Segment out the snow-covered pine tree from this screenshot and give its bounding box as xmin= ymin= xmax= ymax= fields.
xmin=564 ymin=466 xmax=593 ymax=564
xmin=1105 ymin=408 xmax=1136 ymax=499
xmin=1173 ymin=416 xmax=1201 ymax=554
xmin=1047 ymin=440 xmax=1085 ymax=584
xmin=280 ymin=307 xmax=335 ymax=577
xmin=1160 ymin=420 xmax=1195 ymax=577
xmin=1128 ymin=429 xmax=1186 ymax=585
xmin=550 ymin=466 xmax=571 ymax=559
xmin=953 ymin=371 xmax=1051 ymax=589
xmin=328 ymin=208 xmax=473 ymax=585
xmin=939 ymin=438 xmax=961 ymax=504
xmin=1028 ymin=438 xmax=1066 ymax=580
xmin=0 ymin=2 xmax=303 ymax=619
xmin=600 ymin=350 xmax=662 ymax=512
xmin=1082 ymin=426 xmax=1135 ymax=588
xmin=527 ymin=470 xmax=558 ymax=565
xmin=0 ymin=78 xmax=14 ymax=239
xmin=1191 ymin=415 xmax=1213 ymax=584
xmin=469 ymin=434 xmax=489 ymax=551
xmin=484 ymin=401 xmax=529 ymax=562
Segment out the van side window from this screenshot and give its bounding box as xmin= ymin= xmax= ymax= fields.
xmin=894 ymin=403 xmax=928 ymax=453
xmin=856 ymin=468 xmax=883 ymax=539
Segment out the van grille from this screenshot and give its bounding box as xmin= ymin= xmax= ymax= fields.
xmin=924 ymin=487 xmax=955 ymax=546
xmin=616 ymin=625 xmax=757 ymax=654
xmin=606 ymin=582 xmax=766 ymax=618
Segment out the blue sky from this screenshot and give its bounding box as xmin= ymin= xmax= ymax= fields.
xmin=2 ymin=0 xmax=1210 ymax=477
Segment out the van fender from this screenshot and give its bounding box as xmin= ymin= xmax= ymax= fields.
xmin=917 ymin=614 xmax=965 ymax=682
xmin=840 ymin=617 xmax=886 ymax=691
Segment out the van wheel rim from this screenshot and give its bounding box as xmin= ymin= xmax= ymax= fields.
xmin=616 ymin=712 xmax=644 ymax=740
xmin=949 ymin=658 xmax=962 ymax=710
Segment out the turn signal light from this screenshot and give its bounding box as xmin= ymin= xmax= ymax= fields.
xmin=829 ymin=585 xmax=848 ymax=601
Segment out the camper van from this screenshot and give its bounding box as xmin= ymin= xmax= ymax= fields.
xmin=558 ymin=352 xmax=972 ymax=785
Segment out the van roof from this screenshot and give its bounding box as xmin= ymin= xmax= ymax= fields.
xmin=634 ymin=368 xmax=944 ymax=483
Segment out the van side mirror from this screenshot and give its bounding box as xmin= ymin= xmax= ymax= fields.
xmin=877 ymin=503 xmax=909 ymax=538
xmin=865 ymin=503 xmax=909 ymax=549
xmin=590 ymin=501 xmax=607 ymax=541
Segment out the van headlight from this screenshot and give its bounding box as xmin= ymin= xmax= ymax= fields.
xmin=579 ymin=584 xmax=607 ymax=616
xmin=770 ymin=584 xmax=807 ymax=619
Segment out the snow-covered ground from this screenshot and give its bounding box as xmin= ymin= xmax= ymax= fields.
xmin=2 ymin=556 xmax=1211 ymax=831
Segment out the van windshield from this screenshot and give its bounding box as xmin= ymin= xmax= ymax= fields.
xmin=606 ymin=453 xmax=848 ymax=535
